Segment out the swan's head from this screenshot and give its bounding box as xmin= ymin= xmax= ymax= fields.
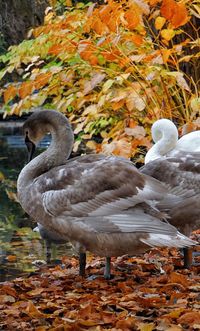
xmin=151 ymin=119 xmax=178 ymax=143
xmin=23 ymin=109 xmax=70 ymax=161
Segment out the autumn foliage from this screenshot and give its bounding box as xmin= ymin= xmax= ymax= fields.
xmin=0 ymin=0 xmax=199 ymax=160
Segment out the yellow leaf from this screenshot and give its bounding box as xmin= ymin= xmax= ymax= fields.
xmin=6 ymin=190 xmax=18 ymax=202
xmin=155 ymin=16 xmax=166 ymax=30
xmin=161 ymin=49 xmax=171 ymax=63
xmin=82 ymin=104 xmax=98 ymax=116
xmin=126 ymin=92 xmax=146 ymax=111
xmin=165 ymin=308 xmax=185 ymax=318
xmin=86 ymin=141 xmax=98 ymax=150
xmin=138 ymin=323 xmax=155 ymax=331
xmin=161 ymin=29 xmax=175 ymax=41
xmin=0 ymin=171 xmax=5 ymax=181
xmin=102 ymin=79 xmax=114 ymax=93
xmin=190 ymin=97 xmax=200 ymax=113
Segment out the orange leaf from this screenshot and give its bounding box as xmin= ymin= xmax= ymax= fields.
xmin=131 ymin=34 xmax=144 ymax=46
xmin=89 ymin=55 xmax=99 ymax=66
xmin=178 ymin=312 xmax=200 ymax=325
xmin=161 ymin=0 xmax=189 ymax=28
xmin=99 ymin=5 xmax=112 ymax=23
xmin=169 ymin=272 xmax=189 ymax=287
xmin=161 ymin=0 xmax=177 ymax=21
xmin=171 ymin=2 xmax=189 ymax=28
xmin=34 ymin=72 xmax=52 ymax=89
xmin=111 ymin=99 xmax=125 ymax=110
xmin=116 ymin=317 xmax=136 ymax=329
xmin=6 ymin=255 xmax=17 ymax=262
xmin=48 ymin=44 xmax=64 ymax=56
xmin=18 ymin=81 xmax=34 ymax=99
xmin=160 ymin=49 xmax=171 ymax=63
xmin=101 ymin=51 xmax=119 ymax=61
xmin=106 ymin=15 xmax=118 ymax=32
xmin=4 ymin=85 xmax=18 ymax=103
xmin=91 ymin=17 xmax=108 ymax=35
xmin=124 ymin=10 xmax=140 ymax=30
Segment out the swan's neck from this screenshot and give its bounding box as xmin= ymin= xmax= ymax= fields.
xmin=145 ymin=119 xmax=178 ymax=164
xmin=17 ymin=125 xmax=74 ymax=191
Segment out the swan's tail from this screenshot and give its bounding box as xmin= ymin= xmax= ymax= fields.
xmin=141 ymin=232 xmax=197 ymax=248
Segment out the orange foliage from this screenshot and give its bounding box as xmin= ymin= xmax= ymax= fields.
xmin=4 ymin=86 xmax=18 ymax=103
xmin=161 ymin=0 xmax=189 ymax=28
xmin=18 ymin=82 xmax=34 ymax=99
xmin=0 ymin=0 xmax=198 ymax=159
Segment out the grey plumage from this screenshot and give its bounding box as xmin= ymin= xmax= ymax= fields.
xmin=17 ymin=110 xmax=197 ymax=278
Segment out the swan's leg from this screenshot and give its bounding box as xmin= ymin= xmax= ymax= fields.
xmin=183 ymin=247 xmax=193 ymax=268
xmin=46 ymin=240 xmax=52 ymax=263
xmin=104 ymin=257 xmax=111 ymax=279
xmin=79 ymin=252 xmax=86 ymax=276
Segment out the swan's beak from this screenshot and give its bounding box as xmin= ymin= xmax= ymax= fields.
xmin=25 ymin=135 xmax=36 ymax=162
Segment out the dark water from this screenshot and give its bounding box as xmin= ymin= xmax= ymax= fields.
xmin=0 ymin=125 xmax=74 ymax=282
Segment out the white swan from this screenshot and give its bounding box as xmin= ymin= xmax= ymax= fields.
xmin=17 ymin=110 xmax=196 ymax=278
xmin=145 ymin=119 xmax=200 ymax=164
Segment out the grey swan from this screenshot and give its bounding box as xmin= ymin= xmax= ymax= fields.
xmin=145 ymin=119 xmax=200 ymax=164
xmin=33 ymin=223 xmax=67 ymax=263
xmin=141 ymin=151 xmax=200 ymax=267
xmin=17 ymin=109 xmax=196 ymax=278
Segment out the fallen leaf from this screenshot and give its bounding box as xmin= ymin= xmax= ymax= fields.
xmin=169 ymin=272 xmax=189 ymax=287
xmin=178 ymin=312 xmax=200 ymax=325
xmin=25 ymin=301 xmax=46 ymax=318
xmin=0 ymin=295 xmax=15 ymax=303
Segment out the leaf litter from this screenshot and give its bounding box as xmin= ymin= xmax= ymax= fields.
xmin=0 ymin=247 xmax=200 ymax=330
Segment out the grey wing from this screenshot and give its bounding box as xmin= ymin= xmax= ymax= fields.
xmin=71 ymin=211 xmax=172 ymax=234
xmin=67 ymin=213 xmax=196 ymax=248
xmin=141 ymin=152 xmax=200 ymax=198
xmin=39 ymin=159 xmax=170 ymax=217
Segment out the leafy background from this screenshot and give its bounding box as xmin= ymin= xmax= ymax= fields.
xmin=0 ymin=0 xmax=199 ymax=162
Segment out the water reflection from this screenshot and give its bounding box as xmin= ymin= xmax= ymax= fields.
xmin=0 ymin=127 xmax=73 ymax=282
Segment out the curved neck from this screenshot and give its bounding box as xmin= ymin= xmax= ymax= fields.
xmin=17 ymin=123 xmax=74 ymax=191
xmin=145 ymin=119 xmax=178 ymax=164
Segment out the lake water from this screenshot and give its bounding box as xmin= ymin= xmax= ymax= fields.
xmin=0 ymin=123 xmax=74 ymax=282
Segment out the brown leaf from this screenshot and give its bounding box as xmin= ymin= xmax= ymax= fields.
xmin=116 ymin=317 xmax=136 ymax=329
xmin=25 ymin=301 xmax=45 ymax=318
xmin=1 ymin=285 xmax=17 ymax=298
xmin=5 ymin=255 xmax=17 ymax=262
xmin=27 ymin=288 xmax=44 ymax=297
xmin=0 ymin=294 xmax=15 ymax=303
xmin=178 ymin=312 xmax=200 ymax=325
xmin=168 ymin=272 xmax=189 ymax=287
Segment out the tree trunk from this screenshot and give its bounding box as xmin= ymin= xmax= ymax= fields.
xmin=0 ymin=0 xmax=49 ymax=47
